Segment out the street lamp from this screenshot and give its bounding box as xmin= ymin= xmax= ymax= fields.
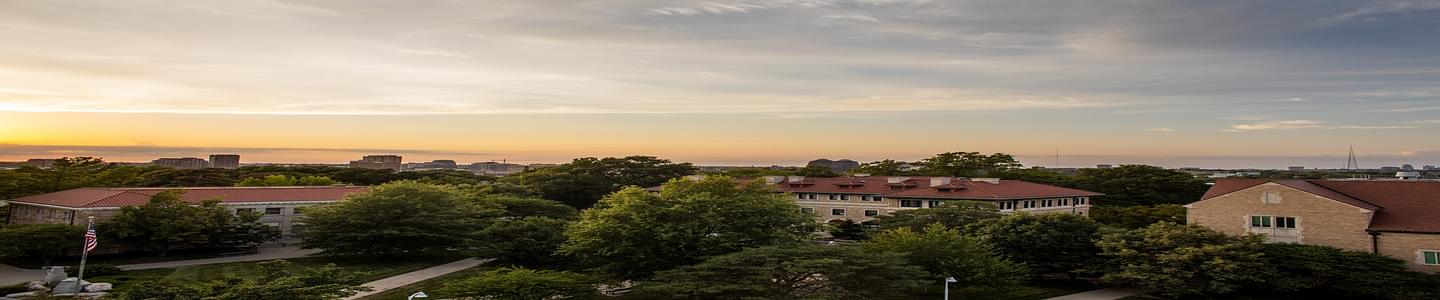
xmin=943 ymin=277 xmax=957 ymax=300
xmin=407 ymin=292 xmax=428 ymax=300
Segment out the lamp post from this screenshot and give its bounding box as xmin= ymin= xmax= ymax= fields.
xmin=407 ymin=292 xmax=428 ymax=300
xmin=943 ymin=277 xmax=957 ymax=300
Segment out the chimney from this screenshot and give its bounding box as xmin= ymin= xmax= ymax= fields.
xmin=930 ymin=177 xmax=952 ymax=187
xmin=972 ymin=178 xmax=1001 ymax=184
xmin=763 ymin=175 xmax=785 ymax=185
xmin=886 ymin=177 xmax=910 ymax=184
xmin=787 ymin=176 xmax=806 ymax=182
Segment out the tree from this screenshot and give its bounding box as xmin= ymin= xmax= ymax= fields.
xmin=872 ymin=201 xmax=1001 ymax=232
xmin=1096 ymin=222 xmax=1273 ymax=297
xmin=1089 ymin=204 xmax=1186 ymax=229
xmin=471 ymin=194 xmax=579 ymax=219
xmin=472 ymin=217 xmax=571 ymax=265
xmin=827 ymin=219 xmax=869 ymax=240
xmin=110 ymin=190 xmax=279 ymax=256
xmin=502 ymin=156 xmax=696 ymax=209
xmin=139 ymin=168 xmax=238 ymax=187
xmin=971 ymin=213 xmax=1101 ymax=277
xmin=989 ymin=168 xmax=1071 ymax=186
xmin=237 ymin=175 xmax=337 ymax=187
xmin=1262 ymin=243 xmax=1440 ymax=300
xmin=439 ymin=267 xmax=596 ymax=300
xmin=1069 ymin=165 xmax=1209 ymax=206
xmin=45 ymin=157 xmax=109 ymax=192
xmin=795 ymin=165 xmax=840 ymax=177
xmin=0 ymin=224 xmax=85 ymax=265
xmin=559 ymin=176 xmax=816 ymax=279
xmin=639 ymin=245 xmax=928 ymax=299
xmin=853 ymin=159 xmax=911 ymax=176
xmin=919 ymin=152 xmax=1022 ymax=177
xmin=114 ymin=260 xmax=370 ymax=300
xmin=863 ymin=224 xmax=1027 ymax=289
xmin=298 ymin=181 xmax=502 ymax=256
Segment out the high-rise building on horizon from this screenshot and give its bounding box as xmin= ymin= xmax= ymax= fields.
xmin=349 ymin=155 xmax=402 ymax=170
xmin=209 ymin=154 xmax=240 ymax=169
xmin=152 ymin=157 xmax=209 ymax=169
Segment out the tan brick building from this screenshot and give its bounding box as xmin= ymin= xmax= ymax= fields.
xmin=3 ymin=186 xmax=368 ymax=238
xmin=1188 ymin=179 xmax=1440 ymax=272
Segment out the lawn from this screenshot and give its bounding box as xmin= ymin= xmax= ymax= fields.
xmin=357 ymin=264 xmax=494 ymax=300
xmin=86 ymin=256 xmax=462 ymax=295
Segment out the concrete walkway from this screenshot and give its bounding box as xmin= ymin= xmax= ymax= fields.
xmin=343 ymin=258 xmax=489 ymax=300
xmin=1045 ymin=287 xmax=1152 ymax=300
xmin=116 ymin=247 xmax=319 ymax=270
xmin=0 ymin=263 xmax=45 ymax=287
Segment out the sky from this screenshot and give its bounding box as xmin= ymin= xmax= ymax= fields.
xmin=1 ymin=0 xmax=1439 ymax=168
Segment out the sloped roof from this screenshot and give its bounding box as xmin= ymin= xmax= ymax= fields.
xmin=1201 ymin=179 xmax=1440 ymax=233
xmin=6 ymin=186 xmax=370 ymax=208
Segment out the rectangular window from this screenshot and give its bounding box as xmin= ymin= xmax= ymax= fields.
xmin=801 ymin=207 xmax=815 ymax=214
xmin=840 ymin=195 xmax=850 ymax=201
xmin=1263 ymin=191 xmax=1282 ymax=204
xmin=900 ymin=200 xmax=923 ymax=208
xmin=265 ymin=207 xmax=283 ymax=215
xmin=1060 ymin=199 xmax=1069 ymax=206
xmin=808 ymin=194 xmax=817 ymax=200
xmin=865 ymin=210 xmax=879 ymax=217
xmin=1251 ymin=216 xmax=1273 ymax=228
xmin=235 ymin=208 xmax=256 ymax=215
xmin=872 ymin=196 xmax=882 ymax=202
xmin=928 ymin=201 xmax=944 ymax=208
xmin=1077 ymin=197 xmax=1088 ymax=205
xmin=832 ymin=209 xmax=846 ymax=216
xmin=797 ymin=193 xmax=806 ymax=200
xmin=829 ymin=194 xmax=838 ymax=200
xmin=1423 ymin=251 xmax=1440 ymax=265
xmin=861 ymin=195 xmax=870 ymax=201
xmin=1276 ymin=217 xmax=1296 ymax=229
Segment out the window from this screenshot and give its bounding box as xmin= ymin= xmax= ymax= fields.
xmin=1422 ymin=251 xmax=1440 ymax=265
xmin=797 ymin=193 xmax=806 ymax=200
xmin=808 ymin=194 xmax=818 ymax=200
xmin=801 ymin=207 xmax=815 ymax=214
xmin=872 ymin=196 xmax=883 ymax=202
xmin=1275 ymin=217 xmax=1296 ymax=229
xmin=1060 ymin=198 xmax=1069 ymax=206
xmin=1043 ymin=200 xmax=1052 ymax=207
xmin=1022 ymin=201 xmax=1035 ymax=209
xmin=840 ymin=195 xmax=850 ymax=201
xmin=1251 ymin=216 xmax=1271 ymax=227
xmin=928 ymin=201 xmax=944 ymax=208
xmin=235 ymin=208 xmax=256 ymax=215
xmin=832 ymin=209 xmax=846 ymax=216
xmin=865 ymin=210 xmax=879 ymax=217
xmin=900 ymin=200 xmax=923 ymax=208
xmin=1077 ymin=197 xmax=1088 ymax=205
xmin=1263 ymin=191 xmax=1282 ymax=204
xmin=829 ymin=194 xmax=838 ymax=200
xmin=265 ymin=207 xmax=283 ymax=215
xmin=1251 ymin=216 xmax=1296 ymax=229
xmin=292 ymin=207 xmax=305 ymax=215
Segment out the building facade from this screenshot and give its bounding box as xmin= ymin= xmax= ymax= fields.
xmin=349 ymin=155 xmax=402 ymax=170
xmin=1188 ymin=179 xmax=1440 ymax=272
xmin=152 ymin=157 xmax=210 ymax=169
xmin=209 ymin=154 xmax=241 ymax=169
xmin=3 ymin=186 xmax=368 ymax=238
xmin=666 ymin=175 xmax=1101 ymax=223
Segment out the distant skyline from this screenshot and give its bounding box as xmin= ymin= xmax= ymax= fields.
xmin=2 ymin=1 xmax=1439 ymax=168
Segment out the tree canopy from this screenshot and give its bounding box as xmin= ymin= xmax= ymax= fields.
xmin=236 ymin=175 xmax=337 ymax=186
xmin=919 ymin=152 xmax=1023 ymax=177
xmin=872 ymin=201 xmax=1001 ymax=232
xmin=0 ymin=224 xmax=85 ymax=265
xmin=971 ymin=213 xmax=1102 ymax=277
xmin=439 ymin=267 xmax=597 ymax=300
xmin=639 ymin=245 xmax=928 ymax=300
xmin=1089 ymin=204 xmax=1187 ymax=229
xmin=863 ymin=224 xmax=1027 ymax=289
xmin=1096 ymin=222 xmax=1273 ymax=297
xmin=1261 ymin=243 xmax=1440 ymax=300
xmin=297 ymin=181 xmax=503 ymax=256
xmin=1069 ymin=165 xmax=1209 ymax=206
xmin=114 ymin=260 xmax=370 ymax=300
xmin=559 ymin=176 xmax=816 ymax=279
xmin=109 ymin=190 xmax=279 ymax=256
xmin=501 ymin=156 xmax=696 ymax=209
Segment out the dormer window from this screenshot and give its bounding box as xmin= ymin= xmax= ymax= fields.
xmin=1262 ymin=191 xmax=1282 ymax=204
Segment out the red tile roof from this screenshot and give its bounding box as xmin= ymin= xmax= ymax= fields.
xmin=765 ymin=176 xmax=1101 ymax=200
xmin=1200 ymin=179 xmax=1440 ymax=233
xmin=5 ymin=186 xmax=370 ymax=209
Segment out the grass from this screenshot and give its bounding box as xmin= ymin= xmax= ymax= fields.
xmin=86 ymin=255 xmax=462 ymax=295
xmin=357 ymin=264 xmax=494 ymax=300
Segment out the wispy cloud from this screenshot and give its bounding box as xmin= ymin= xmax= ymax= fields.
xmin=1372 ymin=106 xmax=1440 ymax=113
xmin=1227 ymin=120 xmax=1324 ymax=132
xmin=1143 ymin=128 xmax=1178 ymax=132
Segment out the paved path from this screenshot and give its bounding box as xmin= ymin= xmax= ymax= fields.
xmin=116 ymin=247 xmax=320 ymax=270
xmin=1044 ymin=287 xmax=1152 ymax=300
xmin=343 ymin=258 xmax=489 ymax=300
xmin=0 ymin=263 xmax=44 ymax=287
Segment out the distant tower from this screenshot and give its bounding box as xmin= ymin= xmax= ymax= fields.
xmin=1345 ymin=145 xmax=1360 ymax=170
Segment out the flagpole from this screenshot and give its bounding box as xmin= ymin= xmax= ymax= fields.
xmin=77 ymin=216 xmax=94 ymax=292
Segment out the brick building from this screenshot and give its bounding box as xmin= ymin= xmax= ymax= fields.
xmin=1188 ymin=179 xmax=1440 ymax=272
xmin=3 ymin=186 xmax=368 ymax=238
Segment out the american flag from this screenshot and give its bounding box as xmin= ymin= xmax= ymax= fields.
xmin=83 ymin=223 xmax=98 ymax=253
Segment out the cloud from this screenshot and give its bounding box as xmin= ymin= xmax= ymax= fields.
xmin=0 ymin=144 xmax=491 ymax=161
xmin=1331 ymin=0 xmax=1440 ymax=21
xmin=1143 ymin=128 xmax=1178 ymax=132
xmin=1410 ymin=119 xmax=1440 ymax=124
xmin=824 ymin=15 xmax=880 ymax=23
xmin=1372 ymin=106 xmax=1440 ymax=113
xmin=1227 ymin=120 xmax=1324 ymax=132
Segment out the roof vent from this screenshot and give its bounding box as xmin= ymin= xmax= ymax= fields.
xmin=1397 ymin=171 xmax=1421 ymax=180
xmin=763 ymin=176 xmax=786 ymax=185
xmin=787 ymin=176 xmax=806 ymax=183
xmin=929 ymin=177 xmax=952 ymax=187
xmin=972 ymin=178 xmax=1000 ymax=184
xmin=886 ymin=177 xmax=910 ymax=184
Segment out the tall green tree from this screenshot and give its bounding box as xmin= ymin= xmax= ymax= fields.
xmin=863 ymin=224 xmax=1027 ymax=289
xmin=45 ymin=157 xmax=109 ymax=192
xmin=440 ymin=267 xmax=597 ymax=300
xmin=470 ymin=194 xmax=579 ymax=219
xmin=1097 ymin=222 xmax=1273 ymax=297
xmin=873 ymin=201 xmax=1001 ymax=232
xmin=115 ymin=260 xmax=370 ymax=300
xmin=853 ymin=159 xmax=911 ymax=176
xmin=971 ymin=213 xmax=1101 ymax=277
xmin=559 ymin=176 xmax=816 ymax=279
xmin=472 ymin=216 xmax=571 ymax=265
xmin=0 ymin=224 xmax=85 ymax=265
xmin=1262 ymin=243 xmax=1440 ymax=300
xmin=110 ymin=190 xmax=279 ymax=256
xmin=139 ymin=168 xmax=238 ymax=187
xmin=639 ymin=245 xmax=929 ymax=300
xmin=236 ymin=175 xmax=338 ymax=187
xmin=919 ymin=152 xmax=1022 ymax=177
xmin=298 ymin=181 xmax=502 ymax=256
xmin=502 ymin=156 xmax=696 ymax=208
xmin=1069 ymin=165 xmax=1208 ymax=206
xmin=1089 ymin=204 xmax=1186 ymax=229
